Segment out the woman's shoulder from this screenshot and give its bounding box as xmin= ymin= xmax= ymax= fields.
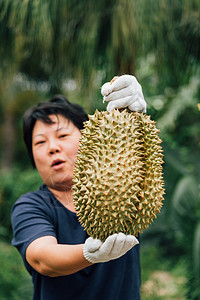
xmin=14 ymin=184 xmax=54 ymax=208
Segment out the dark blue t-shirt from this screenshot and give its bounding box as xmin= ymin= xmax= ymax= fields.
xmin=11 ymin=185 xmax=141 ymax=300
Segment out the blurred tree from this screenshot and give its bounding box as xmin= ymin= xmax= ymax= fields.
xmin=0 ymin=0 xmax=140 ymax=88
xmin=136 ymin=0 xmax=200 ymax=90
xmin=1 ymin=0 xmax=199 ymax=85
xmin=0 ymin=0 xmax=141 ymax=170
xmin=0 ymin=0 xmax=199 ymax=98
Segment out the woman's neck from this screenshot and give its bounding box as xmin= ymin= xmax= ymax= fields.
xmin=48 ymin=187 xmax=76 ymax=213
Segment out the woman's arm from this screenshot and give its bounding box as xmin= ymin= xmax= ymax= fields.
xmin=26 ymin=236 xmax=93 ymax=277
xmin=26 ymin=233 xmax=139 ymax=277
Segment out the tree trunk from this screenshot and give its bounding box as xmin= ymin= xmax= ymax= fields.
xmin=1 ymin=111 xmax=16 ymax=171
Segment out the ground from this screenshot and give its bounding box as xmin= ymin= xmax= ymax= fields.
xmin=141 ymin=269 xmax=186 ymax=299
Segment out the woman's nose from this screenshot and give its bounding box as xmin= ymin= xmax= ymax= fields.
xmin=48 ymin=140 xmax=61 ymax=154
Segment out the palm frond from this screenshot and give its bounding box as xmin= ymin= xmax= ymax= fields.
xmin=172 ymin=175 xmax=198 ymax=218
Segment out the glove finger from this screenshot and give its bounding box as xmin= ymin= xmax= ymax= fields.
xmin=106 ymin=96 xmax=133 ymax=113
xmin=109 ymin=75 xmax=136 ymax=92
xmin=111 ymin=233 xmax=126 ymax=255
xmin=110 ymin=76 xmax=144 ymax=103
xmin=100 ymin=233 xmax=118 ymax=255
xmin=101 ymin=82 xmax=113 ymax=97
xmin=103 ymin=86 xmax=133 ymax=102
xmin=102 ymin=74 xmax=142 ymax=94
xmin=85 ymin=237 xmax=102 ymax=252
xmin=111 ymin=236 xmax=139 ymax=260
xmin=101 ymin=75 xmax=136 ymax=97
xmin=122 ymin=235 xmax=139 ymax=254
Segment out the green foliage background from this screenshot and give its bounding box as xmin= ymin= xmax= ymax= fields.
xmin=0 ymin=0 xmax=200 ymax=298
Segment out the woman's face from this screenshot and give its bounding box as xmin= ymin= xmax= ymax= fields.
xmin=32 ymin=114 xmax=81 ymax=191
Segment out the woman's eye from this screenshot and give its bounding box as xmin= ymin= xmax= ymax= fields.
xmin=59 ymin=134 xmax=68 ymax=138
xmin=35 ymin=140 xmax=45 ymax=145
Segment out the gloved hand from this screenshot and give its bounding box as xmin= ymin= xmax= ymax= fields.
xmin=83 ymin=232 xmax=139 ymax=264
xmin=101 ymin=74 xmax=147 ymax=113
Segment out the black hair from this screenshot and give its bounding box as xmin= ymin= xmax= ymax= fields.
xmin=23 ymin=95 xmax=88 ymax=168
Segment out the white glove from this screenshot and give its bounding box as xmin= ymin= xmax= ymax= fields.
xmin=83 ymin=232 xmax=139 ymax=264
xmin=101 ymin=74 xmax=147 ymax=113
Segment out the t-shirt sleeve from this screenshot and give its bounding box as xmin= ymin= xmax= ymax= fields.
xmin=11 ymin=191 xmax=57 ymax=270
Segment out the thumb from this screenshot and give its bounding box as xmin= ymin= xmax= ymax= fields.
xmin=85 ymin=237 xmax=102 ymax=252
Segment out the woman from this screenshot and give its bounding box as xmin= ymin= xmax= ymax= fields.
xmin=11 ymin=75 xmax=146 ymax=300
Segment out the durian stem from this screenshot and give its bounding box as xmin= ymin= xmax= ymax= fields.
xmin=118 ymin=107 xmax=132 ymax=113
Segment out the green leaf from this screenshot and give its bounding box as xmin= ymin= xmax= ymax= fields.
xmin=172 ymin=175 xmax=198 ymax=217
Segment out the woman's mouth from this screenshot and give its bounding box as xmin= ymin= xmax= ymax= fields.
xmin=51 ymin=159 xmax=65 ymax=170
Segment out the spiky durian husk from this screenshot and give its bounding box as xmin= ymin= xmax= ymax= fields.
xmin=73 ymin=109 xmax=164 ymax=241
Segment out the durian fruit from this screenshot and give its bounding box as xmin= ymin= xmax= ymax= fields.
xmin=73 ymin=109 xmax=164 ymax=241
